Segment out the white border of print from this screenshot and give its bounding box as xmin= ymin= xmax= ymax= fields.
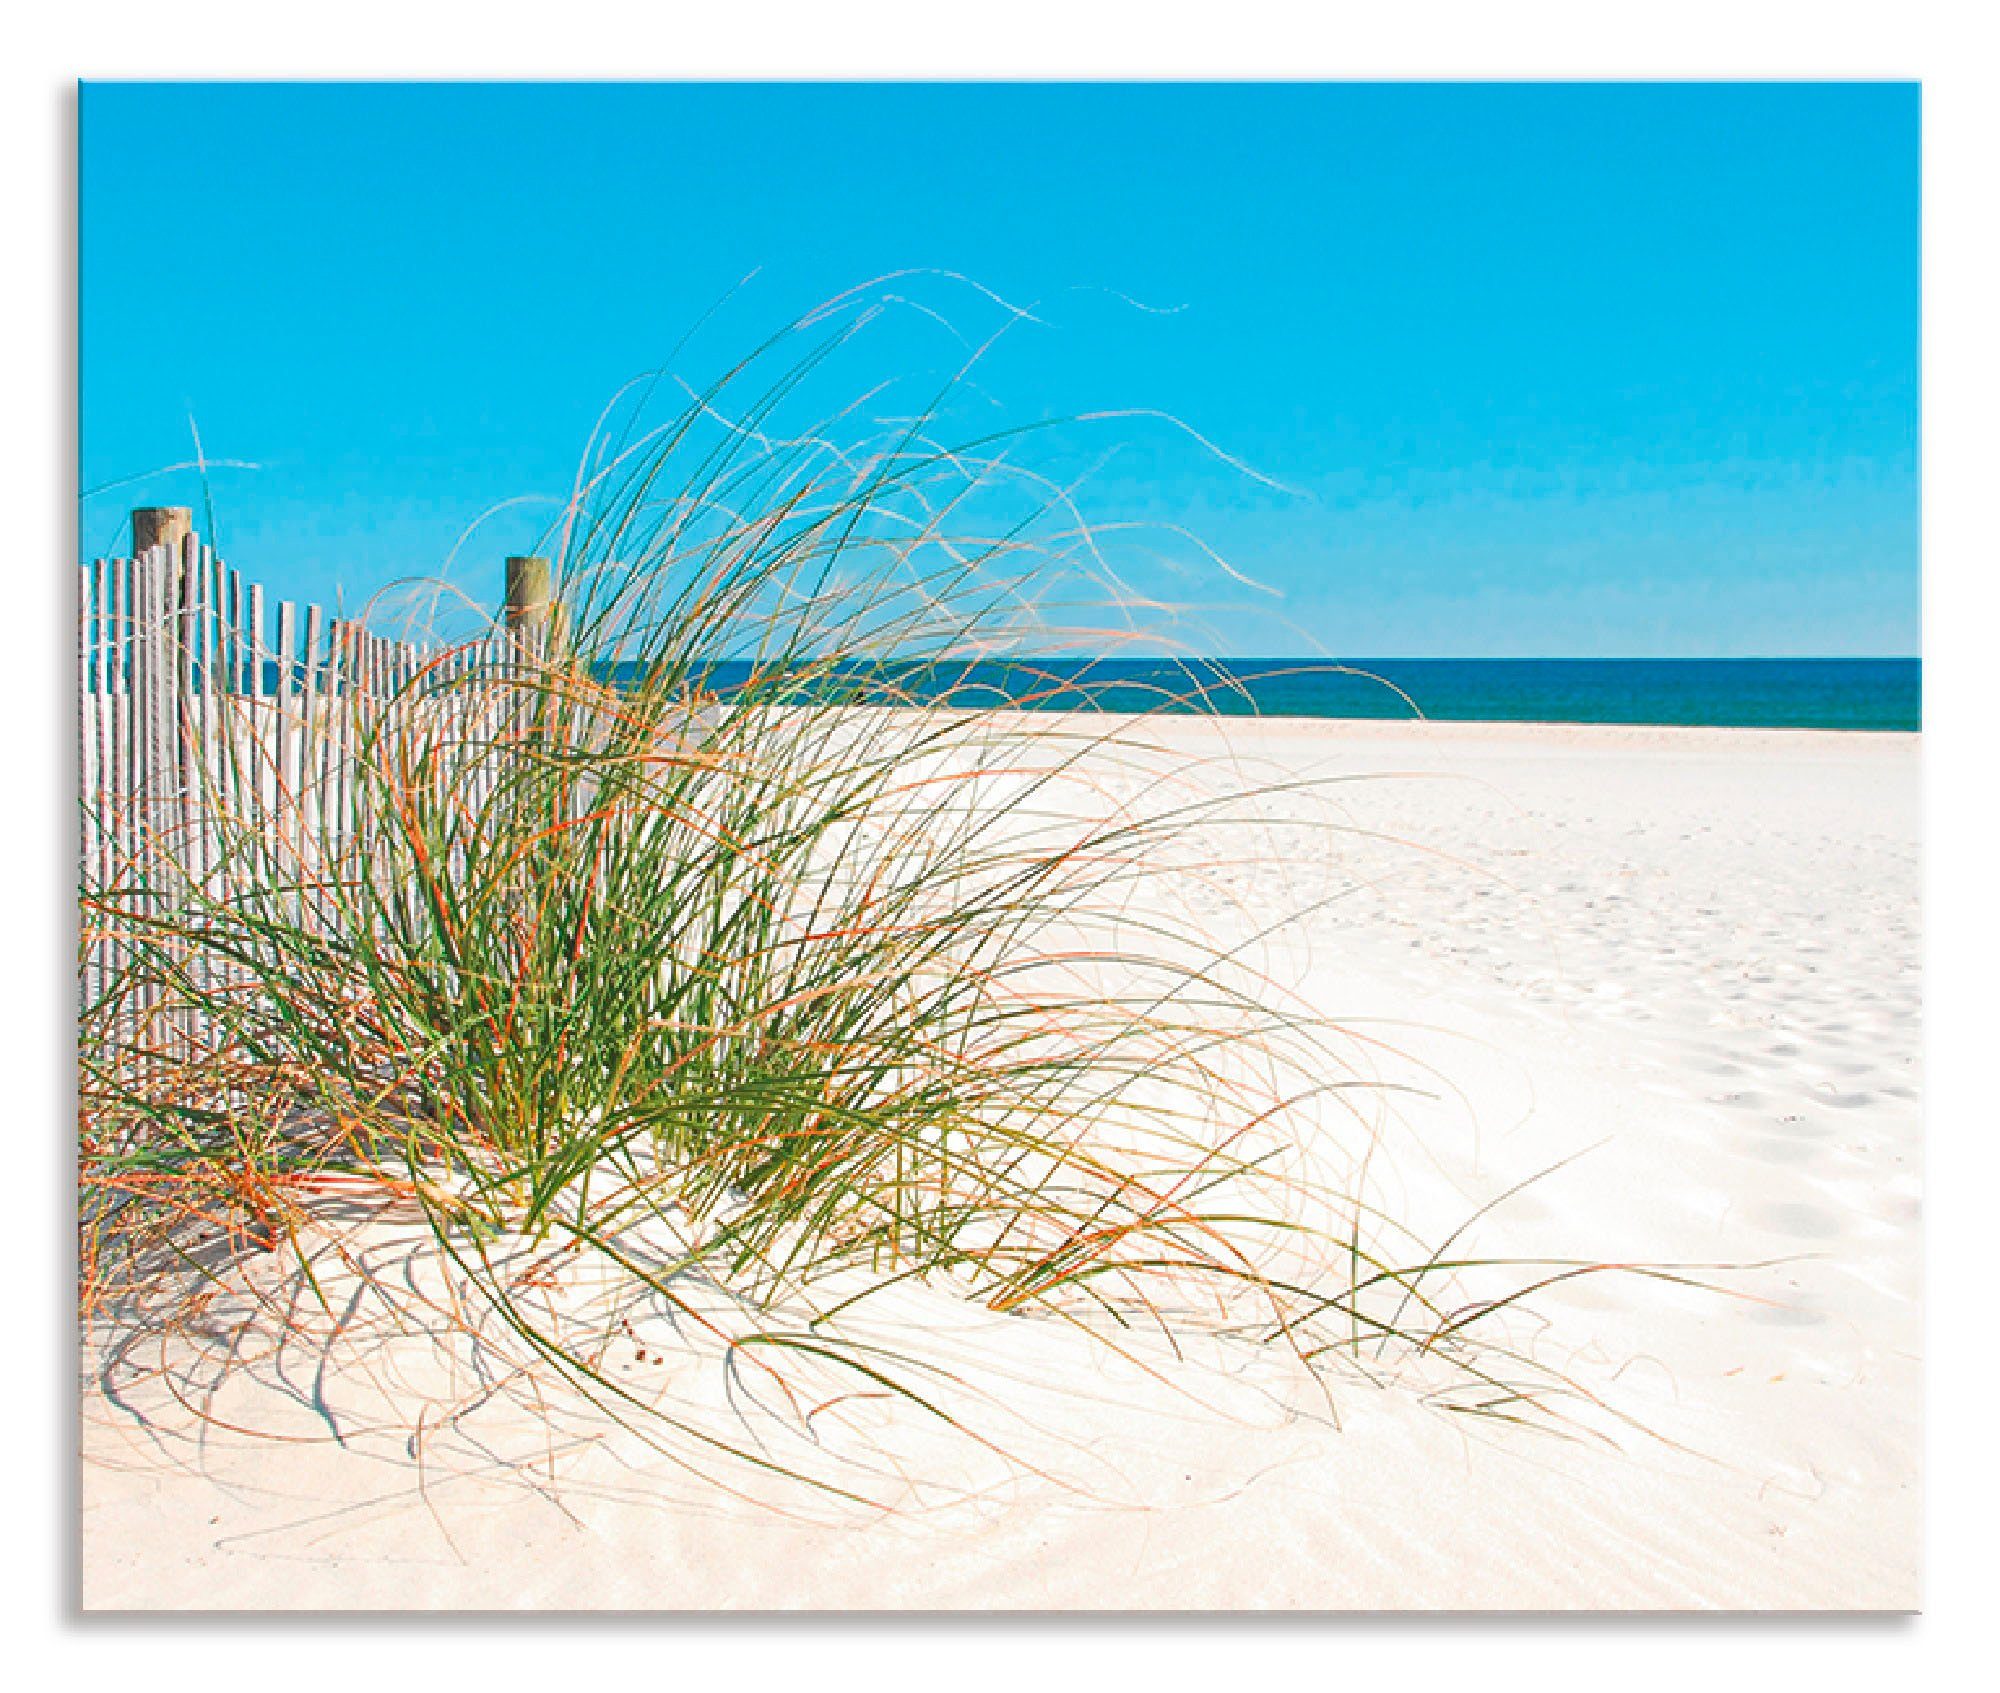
xmin=5 ymin=5 xmax=1988 ymax=1688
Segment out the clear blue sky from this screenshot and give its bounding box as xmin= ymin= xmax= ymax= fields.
xmin=79 ymin=82 xmax=1919 ymax=657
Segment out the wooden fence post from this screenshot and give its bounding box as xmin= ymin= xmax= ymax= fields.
xmin=505 ymin=556 xmax=554 ymax=630
xmin=132 ymin=507 xmax=193 ymax=558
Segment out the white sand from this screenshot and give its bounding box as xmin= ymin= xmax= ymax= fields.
xmin=80 ymin=718 xmax=1921 ymax=1610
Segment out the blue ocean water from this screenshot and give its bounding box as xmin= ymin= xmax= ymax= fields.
xmin=706 ymin=657 xmax=1920 ymax=732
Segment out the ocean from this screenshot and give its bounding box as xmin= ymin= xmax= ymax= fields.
xmin=685 ymin=656 xmax=1921 ymax=732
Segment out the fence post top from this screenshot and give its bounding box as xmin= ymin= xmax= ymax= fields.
xmin=505 ymin=555 xmax=556 ymax=630
xmin=131 ymin=507 xmax=194 ymax=556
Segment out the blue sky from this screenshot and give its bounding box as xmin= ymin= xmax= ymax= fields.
xmin=79 ymin=82 xmax=1919 ymax=657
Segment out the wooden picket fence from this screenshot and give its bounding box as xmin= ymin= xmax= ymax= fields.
xmin=76 ymin=521 xmax=541 ymax=1071
xmin=81 ymin=531 xmax=416 ymax=871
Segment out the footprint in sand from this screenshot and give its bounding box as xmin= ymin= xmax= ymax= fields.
xmin=1740 ymin=1137 xmax=1823 ymax=1167
xmin=1747 ymin=1202 xmax=1846 ymax=1241
xmin=1750 ymin=1300 xmax=1829 ymax=1329
xmin=1767 ymin=1114 xmax=1834 ymax=1140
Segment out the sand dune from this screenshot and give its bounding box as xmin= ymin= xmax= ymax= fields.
xmin=80 ymin=718 xmax=1921 ymax=1610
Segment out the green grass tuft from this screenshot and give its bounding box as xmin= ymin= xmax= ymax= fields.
xmin=79 ymin=297 xmax=1656 ymax=1506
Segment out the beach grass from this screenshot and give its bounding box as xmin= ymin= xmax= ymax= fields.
xmin=77 ymin=295 xmax=1639 ymax=1505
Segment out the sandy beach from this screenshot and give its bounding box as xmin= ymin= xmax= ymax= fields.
xmin=79 ymin=715 xmax=1921 ymax=1611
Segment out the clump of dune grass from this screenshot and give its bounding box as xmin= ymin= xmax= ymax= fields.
xmin=78 ymin=290 xmax=1650 ymax=1506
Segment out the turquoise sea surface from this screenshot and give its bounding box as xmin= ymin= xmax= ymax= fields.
xmin=691 ymin=657 xmax=1921 ymax=732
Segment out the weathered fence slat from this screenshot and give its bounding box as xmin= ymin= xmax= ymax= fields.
xmin=277 ymin=599 xmax=299 ymax=865
xmin=78 ymin=563 xmax=96 ymax=1006
xmin=175 ymin=533 xmax=205 ymax=895
xmin=305 ymin=603 xmax=330 ymax=883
